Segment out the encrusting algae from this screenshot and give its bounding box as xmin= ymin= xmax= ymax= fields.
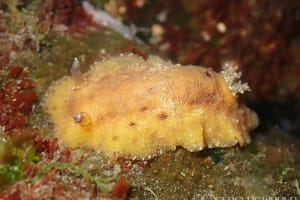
xmin=44 ymin=54 xmax=258 ymax=160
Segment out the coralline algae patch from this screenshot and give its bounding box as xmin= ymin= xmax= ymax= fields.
xmin=44 ymin=54 xmax=258 ymax=159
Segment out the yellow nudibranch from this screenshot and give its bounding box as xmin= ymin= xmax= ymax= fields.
xmin=44 ymin=54 xmax=258 ymax=160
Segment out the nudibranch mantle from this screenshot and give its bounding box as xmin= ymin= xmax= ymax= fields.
xmin=44 ymin=54 xmax=258 ymax=160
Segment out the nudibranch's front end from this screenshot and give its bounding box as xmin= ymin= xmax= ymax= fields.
xmin=44 ymin=54 xmax=258 ymax=160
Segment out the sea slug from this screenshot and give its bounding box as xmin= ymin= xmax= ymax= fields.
xmin=44 ymin=54 xmax=258 ymax=160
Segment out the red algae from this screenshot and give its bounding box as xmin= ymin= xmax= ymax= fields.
xmin=0 ymin=65 xmax=37 ymax=135
xmin=32 ymin=130 xmax=59 ymax=160
xmin=110 ymin=176 xmax=129 ymax=200
xmin=117 ymin=158 xmax=150 ymax=172
xmin=0 ymin=3 xmax=130 ymax=198
xmin=0 ymin=170 xmax=129 ymax=200
xmin=38 ymin=0 xmax=98 ymax=34
xmin=120 ymin=0 xmax=300 ymax=99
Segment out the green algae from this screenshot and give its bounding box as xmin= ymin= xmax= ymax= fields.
xmin=35 ymin=161 xmax=118 ymax=194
